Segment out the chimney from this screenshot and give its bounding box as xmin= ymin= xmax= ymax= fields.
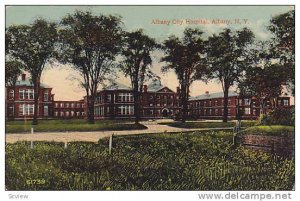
xmin=143 ymin=85 xmax=148 ymax=92
xmin=205 ymin=91 xmax=210 ymax=97
xmin=176 ymin=87 xmax=180 ymax=94
xmin=21 ymin=74 xmax=26 ymax=81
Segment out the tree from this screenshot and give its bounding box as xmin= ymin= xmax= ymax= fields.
xmin=268 ymin=9 xmax=295 ymax=95
xmin=119 ymin=29 xmax=158 ymax=124
xmin=237 ymin=41 xmax=289 ymax=115
xmin=206 ymin=28 xmax=254 ymax=122
xmin=161 ymin=28 xmax=207 ymax=123
xmin=58 ymin=11 xmax=123 ymax=124
xmin=5 ymin=61 xmax=23 ymax=87
xmin=5 ymin=61 xmax=24 ymax=119
xmin=6 ymin=19 xmax=58 ymax=125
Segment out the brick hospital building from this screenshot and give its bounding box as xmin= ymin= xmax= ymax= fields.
xmin=5 ymin=75 xmax=291 ymax=120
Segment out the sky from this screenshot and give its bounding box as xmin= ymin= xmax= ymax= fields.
xmin=5 ymin=5 xmax=293 ymax=101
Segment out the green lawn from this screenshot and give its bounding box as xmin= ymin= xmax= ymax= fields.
xmin=6 ymin=131 xmax=294 ymax=190
xmin=6 ymin=119 xmax=146 ymax=133
xmin=242 ymin=125 xmax=295 ymax=136
xmin=159 ymin=121 xmax=256 ymax=129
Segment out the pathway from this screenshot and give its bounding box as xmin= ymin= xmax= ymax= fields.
xmin=6 ymin=123 xmax=234 ymax=144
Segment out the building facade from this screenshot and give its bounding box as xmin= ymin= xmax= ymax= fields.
xmin=93 ymin=80 xmax=181 ymax=119
xmin=6 ymin=75 xmax=291 ymax=121
xmin=53 ymin=100 xmax=85 ymax=119
xmin=5 ymin=74 xmax=85 ymax=120
xmin=5 ymin=74 xmax=54 ymax=119
xmin=188 ymin=91 xmax=291 ymax=120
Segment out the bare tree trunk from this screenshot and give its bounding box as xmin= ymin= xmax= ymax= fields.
xmin=181 ymin=84 xmax=187 ymax=123
xmin=32 ymin=79 xmax=40 ymax=125
xmin=133 ymin=83 xmax=140 ymax=124
xmin=223 ymin=85 xmax=229 ymax=123
xmin=87 ymin=95 xmax=95 ymax=124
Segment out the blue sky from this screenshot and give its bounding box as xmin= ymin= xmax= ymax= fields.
xmin=6 ymin=5 xmax=293 ymax=100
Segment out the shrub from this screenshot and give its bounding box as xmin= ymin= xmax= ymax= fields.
xmin=257 ymin=107 xmax=294 ymax=126
xmin=242 ymin=125 xmax=295 ymax=136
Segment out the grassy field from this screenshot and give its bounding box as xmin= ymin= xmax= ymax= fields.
xmin=242 ymin=125 xmax=295 ymax=136
xmin=158 ymin=121 xmax=256 ymax=129
xmin=6 ymin=131 xmax=294 ymax=190
xmin=6 ymin=119 xmax=146 ymax=133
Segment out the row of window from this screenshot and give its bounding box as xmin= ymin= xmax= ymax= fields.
xmin=8 ymin=89 xmax=50 ymax=101
xmin=9 ymin=104 xmax=49 ymax=116
xmin=190 ymin=98 xmax=289 ymax=108
xmin=189 ymin=108 xmax=256 ymax=116
xmin=54 ymin=111 xmax=85 ymax=117
xmin=54 ymin=102 xmax=84 ymax=108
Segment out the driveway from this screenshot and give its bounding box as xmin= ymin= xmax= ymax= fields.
xmin=5 ymin=124 xmax=234 ymax=144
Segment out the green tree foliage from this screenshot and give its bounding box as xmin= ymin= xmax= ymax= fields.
xmin=5 ymin=61 xmax=24 ymax=87
xmin=268 ymin=9 xmax=295 ymax=95
xmin=238 ymin=41 xmax=289 ymax=115
xmin=161 ymin=28 xmax=207 ymax=123
xmin=206 ymin=28 xmax=254 ymax=122
xmin=58 ymin=11 xmax=123 ymax=124
xmin=6 ymin=19 xmax=58 ymax=125
xmin=119 ymin=29 xmax=158 ymax=124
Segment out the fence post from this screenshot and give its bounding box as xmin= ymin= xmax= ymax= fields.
xmin=64 ymin=141 xmax=68 ymax=149
xmin=31 ymin=127 xmax=34 ymax=134
xmin=30 ymin=141 xmax=34 ymax=149
xmin=109 ymin=134 xmax=113 ymax=154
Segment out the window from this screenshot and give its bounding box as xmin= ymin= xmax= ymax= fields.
xmin=19 ymin=89 xmax=25 ymax=100
xmin=149 ymin=103 xmax=153 ymax=106
xmin=118 ymin=93 xmax=133 ymax=102
xmin=253 ymin=109 xmax=256 ymax=115
xmin=107 ymin=94 xmax=111 ymax=102
xmin=71 ymin=111 xmax=74 ymax=116
xmin=82 ymin=104 xmax=84 ymax=108
xmin=60 ymin=103 xmax=64 ymax=107
xmin=215 ymin=100 xmax=218 ymax=106
xmin=244 ymin=98 xmax=251 ymax=106
xmin=228 ymin=100 xmax=231 ymax=106
xmin=283 ymin=100 xmax=289 ymax=106
xmin=71 ymin=103 xmax=75 ymax=108
xmin=8 ymin=105 xmax=14 ymax=116
xmin=239 ymin=99 xmax=242 ymax=105
xmin=245 ymin=108 xmax=251 ymax=115
xmin=60 ymin=111 xmax=64 ymax=117
xmin=66 ymin=103 xmax=69 ymax=108
xmin=209 ymin=109 xmax=212 ymax=115
xmin=44 ymin=105 xmax=48 ymax=117
xmin=149 ymin=110 xmax=154 ymax=115
xmin=9 ymin=90 xmax=14 ymax=100
xmin=19 ymin=104 xmax=34 ymax=116
xmin=209 ymin=100 xmax=212 ymax=106
xmin=81 ymin=112 xmax=85 ymax=116
xmin=55 ymin=111 xmax=58 ymax=117
xmin=27 ymin=89 xmax=34 ymax=99
xmin=77 ymin=103 xmax=80 ymax=108
xmin=118 ymin=105 xmax=134 ymax=115
xmin=44 ymin=91 xmax=49 ymax=101
xmin=66 ymin=111 xmax=69 ymax=117
xmin=55 ymin=103 xmax=58 ymax=107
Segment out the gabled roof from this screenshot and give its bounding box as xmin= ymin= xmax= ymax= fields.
xmin=148 ymin=80 xmax=163 ymax=92
xmin=14 ymin=80 xmax=50 ymax=88
xmin=189 ymin=91 xmax=238 ymax=101
xmin=103 ymin=82 xmax=131 ymax=90
xmin=156 ymin=87 xmax=175 ymax=93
